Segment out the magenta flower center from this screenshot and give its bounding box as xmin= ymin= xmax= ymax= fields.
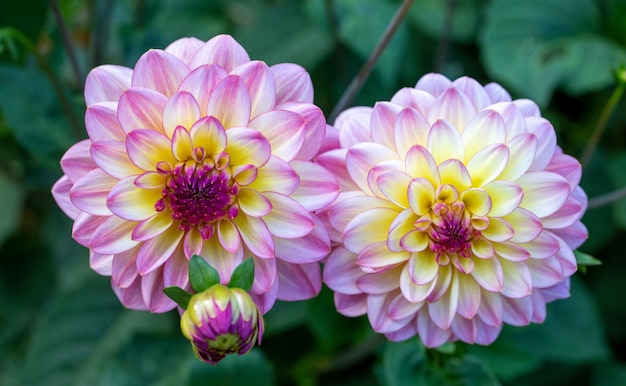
xmin=428 ymin=202 xmax=478 ymax=262
xmin=155 ymin=151 xmax=239 ymax=238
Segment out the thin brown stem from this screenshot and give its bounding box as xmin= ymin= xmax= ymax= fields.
xmin=328 ymin=0 xmax=415 ymax=123
xmin=588 ymin=187 xmax=626 ymax=209
xmin=49 ymin=0 xmax=84 ymax=89
xmin=434 ymin=0 xmax=457 ymax=72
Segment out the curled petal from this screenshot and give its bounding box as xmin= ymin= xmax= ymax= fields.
xmin=118 ymin=88 xmax=167 ymax=134
xmin=126 ymin=129 xmax=176 ymax=170
xmin=249 ymin=110 xmax=306 ymax=162
xmin=132 ymin=49 xmax=189 ymax=97
xmin=85 ymin=65 xmax=132 ymax=105
xmin=377 ymin=170 xmax=412 ymax=208
xmin=346 ymin=143 xmax=399 ymax=195
xmin=206 ymin=75 xmax=251 ymax=129
xmin=70 ymin=169 xmax=117 ymax=216
xmin=238 ymin=188 xmax=272 ymax=217
xmin=232 ymin=60 xmax=276 ymax=118
xmin=271 ymin=63 xmax=313 ymax=104
xmin=189 ymin=34 xmax=251 ymax=72
xmin=86 ymin=102 xmax=125 ymax=142
xmin=262 ymin=192 xmax=314 ymax=238
xmin=233 ymin=214 xmax=275 ymax=258
xmin=289 ymin=160 xmax=339 ymax=211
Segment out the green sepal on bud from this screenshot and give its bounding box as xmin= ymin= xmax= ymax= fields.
xmin=574 ymin=250 xmax=601 ymax=274
xmin=163 ymin=255 xmax=256 ymax=309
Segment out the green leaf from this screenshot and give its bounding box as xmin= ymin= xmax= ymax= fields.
xmin=188 ymin=349 xmax=274 ymax=386
xmin=480 ymin=0 xmax=626 ymax=106
xmin=228 ymin=258 xmax=254 ymax=292
xmin=163 ymin=286 xmax=193 ymax=309
xmin=574 ymin=250 xmax=602 ymax=273
xmin=0 ymin=171 xmax=22 ymax=246
xmin=189 ymin=255 xmax=220 ymax=293
xmin=408 ymin=0 xmax=481 ymax=43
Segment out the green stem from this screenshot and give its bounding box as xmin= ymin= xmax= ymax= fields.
xmin=328 ymin=0 xmax=415 ymax=123
xmin=49 ymin=0 xmax=84 ymax=89
xmin=580 ymin=71 xmax=626 ymax=168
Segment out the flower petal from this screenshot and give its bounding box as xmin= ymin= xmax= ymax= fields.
xmin=225 ymin=127 xmax=271 ymax=166
xmin=324 ymin=247 xmax=362 ymax=294
xmin=178 ymin=64 xmax=228 ymax=116
xmin=499 ymin=259 xmax=532 ymax=298
xmin=112 ymin=246 xmax=140 ymax=288
xmin=279 ymin=102 xmax=326 ymax=161
xmin=70 ymin=169 xmax=117 ymax=216
xmin=189 ymin=116 xmax=227 ymax=155
xmin=126 ymin=129 xmax=176 ymax=170
xmin=117 ymin=88 xmax=167 ymax=134
xmin=517 ymin=171 xmax=570 ymax=218
xmin=141 ymin=268 xmax=175 ymax=312
xmin=233 ymin=214 xmax=275 ymax=258
xmin=90 ymin=215 xmax=140 ymax=254
xmin=200 ymin=236 xmax=244 ymax=284
xmin=390 ymin=88 xmax=436 ymax=117
xmin=162 ymin=91 xmax=201 ymax=138
xmin=274 ymin=215 xmax=330 ymax=264
xmin=206 ymin=75 xmax=251 ymax=129
xmin=231 ymin=60 xmax=276 ymax=118
xmin=238 ymin=188 xmax=272 ymax=217
xmin=90 ymin=140 xmax=143 ymax=179
xmin=164 ymin=37 xmax=204 ymax=64
xmin=357 ymin=241 xmax=410 ymax=271
xmin=465 ymin=143 xmax=509 ymax=187
xmin=405 ymin=145 xmax=440 ymax=185
xmin=471 ymin=256 xmax=503 ymax=292
xmin=408 ymin=249 xmax=439 ymax=285
xmin=428 ymin=269 xmax=459 ymax=330
xmin=131 ymin=49 xmax=190 ymax=97
xmin=85 ymin=102 xmax=125 ymax=141
xmin=262 ymin=192 xmax=314 ymax=238
xmin=376 ymin=170 xmax=411 ymax=208
xmin=343 ymin=207 xmax=399 ymax=254
xmin=249 ymin=155 xmax=299 ymax=195
xmin=271 ymin=63 xmax=313 ymax=104
xmin=503 ymin=207 xmax=543 ymax=243
xmin=249 ymin=110 xmax=306 ymax=162
xmin=276 ymin=261 xmax=322 ymax=301
xmin=289 ymin=160 xmax=340 ymax=211
xmin=217 ymin=219 xmax=241 ymax=253
xmin=456 ymin=272 xmax=481 ymax=319
xmin=52 ymin=176 xmax=80 ymax=219
xmin=393 ymin=107 xmax=430 ymax=158
xmin=371 ymin=102 xmax=402 ymax=151
xmin=131 ymin=211 xmax=174 ymax=242
xmin=356 ymin=265 xmax=403 ymax=294
xmin=346 ymin=143 xmax=399 ymax=195
xmin=428 ymin=86 xmax=476 ymax=132
xmin=427 ymin=119 xmax=465 ymax=164
xmin=60 ymin=140 xmax=97 ymax=183
xmin=498 ymin=133 xmax=537 ymax=181
xmin=482 ymin=180 xmax=523 ymax=217
xmin=189 ymin=34 xmax=251 ymax=72
xmin=107 ymin=176 xmax=162 ymax=221
xmin=408 ymin=178 xmax=435 ymax=216
xmin=84 ymin=65 xmax=132 ymax=105
xmin=335 ymin=106 xmax=373 ymax=147
xmin=136 ymin=224 xmax=184 ymax=275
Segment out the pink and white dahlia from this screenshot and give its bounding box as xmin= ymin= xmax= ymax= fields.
xmin=319 ymin=73 xmax=588 ymax=347
xmin=52 ymin=35 xmax=338 ymax=313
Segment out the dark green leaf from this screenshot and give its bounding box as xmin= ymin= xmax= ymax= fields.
xmin=575 ymin=250 xmax=602 ymax=273
xmin=189 ymin=254 xmax=220 ymax=293
xmin=480 ymin=0 xmax=626 ymax=106
xmin=228 ymin=258 xmax=254 ymax=292
xmin=0 ymin=171 xmax=22 ymax=246
xmin=163 ymin=286 xmax=193 ymax=309
xmin=409 ymin=0 xmax=481 ymax=43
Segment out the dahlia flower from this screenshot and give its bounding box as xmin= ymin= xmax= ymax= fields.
xmin=180 ymin=284 xmax=264 ymax=364
xmin=51 ymin=35 xmax=338 ymax=313
xmin=319 ymin=73 xmax=588 ymax=347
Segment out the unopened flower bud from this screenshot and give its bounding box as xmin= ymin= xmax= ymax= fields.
xmin=180 ymin=284 xmax=264 ymax=364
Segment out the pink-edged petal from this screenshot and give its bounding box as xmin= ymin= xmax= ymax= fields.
xmin=335 ymin=106 xmax=373 ymax=147
xmin=415 ymin=73 xmax=452 ymax=97
xmin=388 ymin=208 xmax=418 ymax=252
xmin=485 ymin=82 xmax=512 ymax=103
xmin=262 ymin=192 xmax=314 ymax=238
xmin=231 ymin=60 xmax=275 ymax=118
xmin=518 ymin=230 xmax=560 ymax=259
xmin=394 ymin=107 xmax=430 ymax=157
xmin=249 ymin=110 xmax=306 ymax=162
xmin=471 ymin=256 xmax=503 ymax=292
xmin=238 ymin=188 xmax=272 ymax=217
xmin=514 ymin=98 xmax=541 ymax=117
xmin=549 ymin=220 xmax=588 ymax=250
xmin=388 ymin=293 xmax=423 ymax=320
xmin=133 ymin=171 xmax=165 ymax=189
xmin=371 ymin=101 xmax=402 ymax=151
xmin=540 ymin=277 xmax=570 ymax=302
xmin=136 ymin=224 xmax=184 ymax=275
xmin=498 ymin=133 xmax=538 ymax=181
xmin=427 ymin=119 xmax=465 ymax=165
xmin=471 ymin=238 xmax=495 ymax=259
xmin=249 ymin=155 xmax=299 ymax=195
xmin=217 ymin=219 xmax=241 ymax=253
xmin=328 ymin=193 xmax=397 ymax=235
xmin=85 ymin=102 xmax=125 ymax=142
xmin=408 ymin=249 xmax=439 ymax=285
xmin=493 ymin=241 xmax=530 ymax=262
xmin=481 ymin=217 xmax=514 ymax=243
xmin=553 ymin=235 xmax=577 ymax=277
xmin=271 ymin=63 xmax=313 ymax=104
xmin=126 ymin=129 xmax=176 ymax=170
xmin=206 ymin=75 xmax=251 ymax=129
xmin=170 ymin=125 xmax=193 ymax=161
xmin=369 ymin=292 xmax=413 ymax=333
xmin=405 ymin=145 xmax=440 ymax=185
xmin=189 ymin=116 xmax=227 ymax=155
xmin=91 ymin=140 xmax=142 ymax=179
xmin=466 ymin=143 xmax=509 ymax=187
xmin=84 ymin=65 xmax=132 ymax=105
xmin=526 ymin=117 xmax=557 ymax=171
xmin=460 ymin=188 xmax=492 ymax=217
xmin=502 ymin=296 xmax=533 ymax=326
xmin=451 ymin=76 xmax=492 ymax=111
xmin=72 ymin=212 xmax=107 ymax=247
xmin=141 ymin=267 xmax=176 ymax=312
xmin=335 ymin=293 xmax=368 ymax=317
xmin=233 ymin=164 xmax=258 ymax=186
xmin=90 ymin=215 xmax=139 ymax=254
xmin=488 ymin=102 xmax=527 ymax=140
xmin=278 ymin=102 xmax=326 ymax=161
xmin=112 ymin=276 xmax=148 ymax=311
xmin=275 ymin=215 xmax=330 ymax=264
xmin=376 ymin=170 xmax=411 ymax=208
xmin=527 ymin=255 xmax=563 ymax=288
xmin=417 ymin=309 xmax=453 ymax=348
xmin=356 ymin=265 xmax=403 ymax=294
xmin=456 ymin=272 xmax=481 ymax=319
xmin=164 ymin=37 xmax=204 ymax=64
xmin=178 ymin=64 xmax=228 ymax=116
xmin=233 ymin=214 xmax=275 ymax=258
xmin=390 ymin=88 xmax=436 ymax=117
xmin=346 ymin=143 xmax=399 ymax=195
xmin=90 ymin=251 xmax=113 ymax=275
xmin=276 ymin=260 xmax=322 ymax=301
xmin=428 ymin=87 xmax=476 ymax=132
xmin=199 ymin=236 xmax=244 ymax=284
xmin=517 ymin=171 xmax=570 ymax=218
xmin=477 ymin=288 xmax=503 ymax=327
xmin=482 ymin=180 xmax=523 ymax=217
xmin=70 ymin=169 xmax=117 ymax=216
xmin=399 ymin=230 xmax=429 ymax=252
xmin=546 ymin=153 xmax=582 ymax=190
xmin=367 ymin=160 xmax=405 ymax=200
xmin=357 ymin=241 xmax=410 ymax=271
xmin=408 ymin=178 xmax=435 ymax=216
xmin=60 ymin=140 xmax=97 ymax=183
xmin=131 ymin=211 xmax=174 ymax=241
xmin=428 ymin=269 xmax=459 ymax=330
xmin=52 ymin=176 xmax=80 ymax=219
xmin=499 ymin=259 xmax=532 ymax=298
xmin=503 ymin=207 xmax=543 ymax=243
xmin=189 ymin=34 xmax=251 ymax=72
xmin=112 ymin=247 xmax=140 ymax=288
xmin=131 ymin=49 xmax=189 ymax=97
xmin=163 ymin=91 xmax=201 ymax=138
xmin=163 ymin=244 xmax=190 ymax=288
xmin=289 ymin=160 xmax=339 ymax=211
xmin=107 ymin=176 xmax=161 ymax=221
xmin=343 ymin=207 xmax=399 ymax=254
xmin=400 ymin=265 xmax=438 ymax=303
xmin=225 ymin=127 xmax=271 ymax=166
xmin=117 ymin=88 xmax=167 ymax=134
xmin=250 ymin=255 xmax=276 ymax=294
xmin=541 ymin=195 xmax=584 ymax=229
xmin=183 ymin=228 xmax=204 ymax=257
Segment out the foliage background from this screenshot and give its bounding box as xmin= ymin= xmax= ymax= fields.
xmin=1 ymin=0 xmax=626 ymax=385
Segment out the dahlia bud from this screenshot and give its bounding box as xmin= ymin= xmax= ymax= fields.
xmin=180 ymin=284 xmax=264 ymax=364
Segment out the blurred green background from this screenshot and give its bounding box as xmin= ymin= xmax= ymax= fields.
xmin=1 ymin=0 xmax=626 ymax=385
